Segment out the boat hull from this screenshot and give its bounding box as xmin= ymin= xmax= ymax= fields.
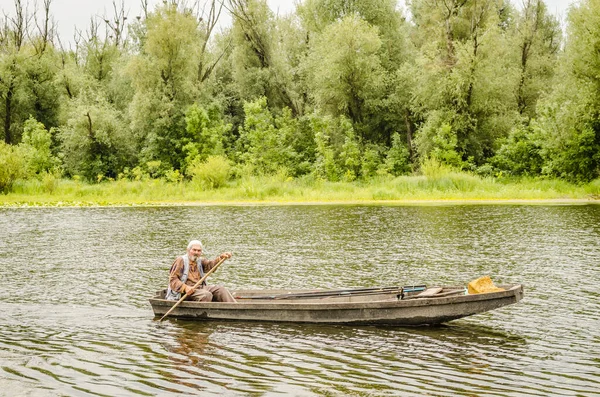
xmin=149 ymin=284 xmax=523 ymax=326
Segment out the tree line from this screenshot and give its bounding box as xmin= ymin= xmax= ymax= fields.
xmin=1 ymin=0 xmax=599 ymax=192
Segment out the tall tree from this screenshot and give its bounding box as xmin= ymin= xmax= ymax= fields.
xmin=0 ymin=0 xmax=61 ymax=144
xmin=298 ymin=0 xmax=407 ymax=68
xmin=127 ymin=2 xmax=201 ymax=170
xmin=306 ymin=15 xmax=384 ymax=135
xmin=228 ymin=0 xmax=301 ymax=115
xmin=534 ymin=0 xmax=600 ymax=181
xmin=60 ymin=90 xmax=134 ymax=180
xmin=512 ymin=0 xmax=561 ymax=119
xmin=410 ymin=0 xmax=520 ymax=166
xmin=0 ymin=0 xmax=29 ymax=144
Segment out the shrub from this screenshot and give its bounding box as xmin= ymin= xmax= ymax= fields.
xmin=188 ymin=155 xmax=231 ymax=189
xmin=183 ymin=103 xmax=230 ymax=173
xmin=41 ymin=171 xmax=60 ymax=194
xmin=0 ymin=142 xmax=30 ymax=192
xmin=312 ymin=115 xmax=361 ymax=181
xmin=164 ymin=169 xmax=184 ymax=183
xmin=21 ymin=117 xmax=60 ymax=175
xmin=420 ymin=157 xmax=454 ymax=178
xmin=383 ymin=132 xmax=411 ymax=176
xmin=491 ymin=122 xmax=545 ymax=177
xmin=361 ymin=144 xmax=385 ymax=179
xmin=415 ymin=111 xmax=465 ymax=169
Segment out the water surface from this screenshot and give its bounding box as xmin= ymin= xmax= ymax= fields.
xmin=1 ymin=205 xmax=599 ymax=396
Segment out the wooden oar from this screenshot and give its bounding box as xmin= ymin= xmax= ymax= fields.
xmin=236 ymin=286 xmax=406 ymax=300
xmin=159 ymin=256 xmax=228 ymax=322
xmin=235 ymin=285 xmax=428 ymax=300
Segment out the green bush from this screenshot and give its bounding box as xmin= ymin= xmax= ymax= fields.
xmin=383 ymin=132 xmax=411 ymax=176
xmin=164 ymin=169 xmax=184 ymax=183
xmin=188 ymin=155 xmax=232 ymax=189
xmin=491 ymin=122 xmax=545 ymax=176
xmin=415 ymin=111 xmax=465 ymax=169
xmin=546 ymin=123 xmax=600 ymax=182
xmin=420 ymin=157 xmax=454 ymax=178
xmin=0 ymin=142 xmax=30 ymax=192
xmin=41 ymin=171 xmax=60 ymax=194
xmin=21 ymin=117 xmax=60 ymax=175
xmin=183 ymin=103 xmax=230 ymax=173
xmin=312 ymin=115 xmax=361 ymax=181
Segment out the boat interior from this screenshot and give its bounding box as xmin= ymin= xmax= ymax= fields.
xmin=154 ymin=286 xmax=471 ymax=304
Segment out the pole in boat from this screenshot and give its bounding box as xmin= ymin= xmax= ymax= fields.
xmin=159 ymin=256 xmax=228 ymax=322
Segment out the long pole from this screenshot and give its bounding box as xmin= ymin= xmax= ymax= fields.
xmin=159 ymin=256 xmax=228 ymax=321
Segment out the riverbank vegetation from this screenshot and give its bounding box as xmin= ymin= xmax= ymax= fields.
xmin=1 ymin=0 xmax=600 ymax=204
xmin=2 ymin=160 xmax=599 ymax=206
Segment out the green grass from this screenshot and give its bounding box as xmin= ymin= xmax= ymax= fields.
xmin=1 ymin=170 xmax=599 ymax=207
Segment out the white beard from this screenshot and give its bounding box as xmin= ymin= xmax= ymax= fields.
xmin=189 ymin=255 xmax=200 ymax=262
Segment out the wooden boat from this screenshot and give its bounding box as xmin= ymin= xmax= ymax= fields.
xmin=149 ymin=284 xmax=524 ymax=326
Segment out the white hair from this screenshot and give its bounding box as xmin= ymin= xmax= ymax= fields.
xmin=187 ymin=240 xmax=203 ymax=250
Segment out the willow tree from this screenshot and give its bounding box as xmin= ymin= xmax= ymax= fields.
xmin=534 ymin=0 xmax=600 ymax=181
xmin=0 ymin=0 xmax=61 ymax=144
xmin=409 ymin=0 xmax=520 ymax=167
xmin=298 ymin=0 xmax=408 ymax=68
xmin=512 ymin=0 xmax=561 ymax=120
xmin=60 ymin=90 xmax=134 ymax=180
xmin=298 ymin=0 xmax=415 ymax=147
xmin=228 ymin=0 xmax=303 ymax=115
xmin=306 ymin=15 xmax=384 ymax=138
xmin=126 ymin=3 xmax=201 ymax=171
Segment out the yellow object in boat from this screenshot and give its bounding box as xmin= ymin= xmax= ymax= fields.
xmin=468 ymin=276 xmax=505 ymax=294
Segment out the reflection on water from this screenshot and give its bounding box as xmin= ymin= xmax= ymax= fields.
xmin=153 ymin=320 xmax=531 ymax=396
xmin=1 ymin=205 xmax=600 ymax=396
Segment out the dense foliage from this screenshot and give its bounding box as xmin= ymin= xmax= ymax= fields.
xmin=0 ymin=0 xmax=598 ymax=193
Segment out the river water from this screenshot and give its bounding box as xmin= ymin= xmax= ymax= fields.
xmin=0 ymin=204 xmax=599 ymax=396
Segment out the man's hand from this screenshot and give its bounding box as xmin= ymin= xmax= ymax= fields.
xmin=183 ymin=285 xmax=194 ymax=296
xmin=219 ymin=252 xmax=232 ymax=260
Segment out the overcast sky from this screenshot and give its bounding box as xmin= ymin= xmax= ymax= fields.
xmin=1 ymin=0 xmax=576 ymax=45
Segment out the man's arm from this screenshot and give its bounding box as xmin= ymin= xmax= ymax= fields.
xmin=201 ymin=252 xmax=232 ymax=272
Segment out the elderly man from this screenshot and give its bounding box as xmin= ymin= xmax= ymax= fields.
xmin=166 ymin=240 xmax=236 ymax=302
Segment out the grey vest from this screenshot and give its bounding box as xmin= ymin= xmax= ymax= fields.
xmin=165 ymin=254 xmax=205 ymax=301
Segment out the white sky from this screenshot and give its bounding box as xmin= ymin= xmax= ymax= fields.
xmin=0 ymin=0 xmax=576 ymax=45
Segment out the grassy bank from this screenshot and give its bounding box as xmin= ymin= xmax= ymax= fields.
xmin=2 ymin=169 xmax=599 ymax=207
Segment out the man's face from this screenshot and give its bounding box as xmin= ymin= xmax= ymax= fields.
xmin=188 ymin=244 xmax=202 ymax=261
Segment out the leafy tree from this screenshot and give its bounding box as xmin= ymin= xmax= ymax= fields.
xmin=410 ymin=0 xmax=520 ymax=166
xmin=0 ymin=42 xmax=27 ymax=144
xmin=0 ymin=141 xmax=29 ymax=191
xmin=59 ymin=91 xmax=134 ymax=180
xmin=298 ymin=0 xmax=407 ymax=66
xmin=236 ymin=96 xmax=307 ymax=175
xmin=79 ymin=19 xmax=121 ymax=84
xmin=0 ymin=0 xmax=61 ymax=144
xmin=533 ymin=0 xmax=600 ymax=181
xmin=415 ymin=112 xmax=464 ymax=169
xmin=306 ymin=15 xmax=383 ymax=133
xmin=512 ymin=0 xmax=561 ymax=119
xmin=384 ymin=64 xmax=418 ymax=163
xmin=21 ymin=116 xmax=60 ymax=174
xmin=183 ymin=103 xmax=231 ymax=172
xmin=229 ymin=0 xmax=302 ymax=115
xmin=312 ymin=115 xmax=361 ymax=181
xmin=127 ymin=2 xmax=201 ymax=170
xmin=491 ymin=122 xmax=545 ymax=176
xmin=299 ymin=0 xmax=415 ymax=147
xmin=383 ymin=132 xmax=411 ymax=176
xmin=361 ymin=143 xmax=385 ymax=178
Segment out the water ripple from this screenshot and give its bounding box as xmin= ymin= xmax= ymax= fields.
xmin=1 ymin=205 xmax=600 ymax=396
